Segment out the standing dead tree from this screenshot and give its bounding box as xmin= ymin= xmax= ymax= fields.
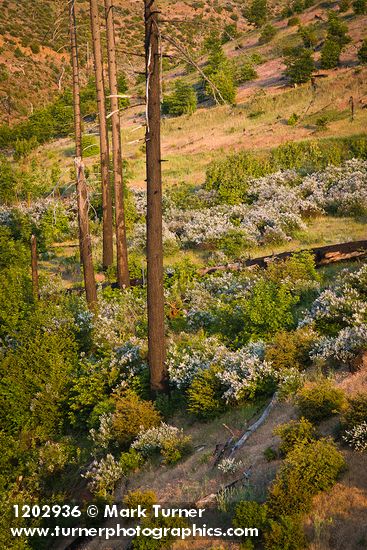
xmin=104 ymin=0 xmax=130 ymax=288
xmin=69 ymin=0 xmax=98 ymax=309
xmin=144 ymin=0 xmax=168 ymax=393
xmin=89 ymin=0 xmax=114 ymax=270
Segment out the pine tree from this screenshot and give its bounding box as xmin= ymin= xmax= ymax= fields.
xmin=284 ymin=47 xmax=315 ymax=84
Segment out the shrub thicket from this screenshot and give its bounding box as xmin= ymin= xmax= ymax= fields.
xmin=296 ymin=380 xmax=346 ymax=423
xmin=259 ymin=24 xmax=277 ymax=44
xmin=112 ymin=391 xmax=161 ymax=446
xmin=274 ymin=417 xmax=316 ymax=455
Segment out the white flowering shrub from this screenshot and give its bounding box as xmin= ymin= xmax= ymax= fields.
xmin=343 ymin=422 xmax=367 ymax=452
xmin=131 ymin=423 xmax=192 ymax=464
xmin=218 ymin=457 xmax=244 ymax=474
xmin=300 ymin=159 xmax=367 ymax=216
xmin=311 ymin=324 xmax=367 ymax=364
xmin=83 ymin=454 xmax=123 ymax=497
xmin=90 ymin=413 xmax=114 ymax=452
xmin=300 ymin=265 xmax=367 ymax=331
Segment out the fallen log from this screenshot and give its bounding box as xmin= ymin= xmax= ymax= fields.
xmin=229 ymin=393 xmax=278 ymax=456
xmin=199 ymin=240 xmax=367 ymax=276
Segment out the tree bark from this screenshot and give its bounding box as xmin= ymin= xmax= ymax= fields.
xmin=104 ymin=0 xmax=130 ymax=288
xmin=144 ymin=0 xmax=168 ymax=393
xmin=30 ymin=234 xmax=39 ymax=299
xmin=69 ymin=0 xmax=98 ymax=310
xmin=89 ymin=0 xmax=114 ymax=270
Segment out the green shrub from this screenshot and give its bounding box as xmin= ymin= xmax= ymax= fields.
xmin=237 ymin=62 xmax=258 ymax=84
xmin=320 ymin=39 xmax=342 ymax=69
xmin=187 ymin=366 xmax=226 ymax=420
xmin=274 ymin=418 xmax=316 ymax=455
xmin=0 ymin=155 xmax=16 ymax=205
xmin=264 ymin=446 xmax=278 ymax=461
xmin=358 ymin=39 xmax=367 ymax=64
xmin=268 ymin=439 xmax=346 ymax=517
xmin=288 ymin=16 xmax=300 ymax=26
xmin=30 ymin=42 xmax=40 ymax=54
xmin=265 ymin=328 xmax=316 ymax=372
xmin=339 ymin=0 xmax=350 ymax=11
xmin=298 ymin=25 xmax=318 ymax=48
xmin=112 ymin=391 xmax=161 ymax=446
xmin=264 ymin=515 xmax=307 ymax=550
xmin=296 ymin=380 xmax=346 ymax=423
xmin=245 ymin=0 xmax=268 ymax=27
xmin=123 ymin=489 xmax=157 ymax=511
xmin=284 ymin=47 xmax=315 ymax=84
xmin=162 ymin=80 xmax=197 ymax=116
xmin=259 ymin=24 xmax=277 ymax=44
xmin=287 ymin=113 xmax=299 ymax=125
xmin=0 ymin=63 xmax=8 ymax=82
xmin=205 ymin=151 xmax=271 ymax=204
xmin=233 ymin=500 xmax=268 ymax=534
xmin=342 ymin=393 xmax=367 ymax=430
xmin=353 ymin=0 xmax=367 ymax=14
xmin=325 ymin=11 xmax=351 ymax=47
xmin=119 ymin=449 xmax=144 ymax=476
xmin=203 ymin=31 xmax=237 ymax=104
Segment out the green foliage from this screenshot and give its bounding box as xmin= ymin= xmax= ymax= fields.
xmin=259 ymin=24 xmax=277 ymax=44
xmin=245 ymin=0 xmax=268 ymax=27
xmin=205 ymin=151 xmax=271 ymax=204
xmin=162 ymin=80 xmax=197 ymax=117
xmin=236 ymin=62 xmax=258 ymax=84
xmin=298 ymin=25 xmax=318 ymax=49
xmin=288 ymin=16 xmax=301 ymax=26
xmin=233 ymin=500 xmax=268 ymax=533
xmin=265 ymin=328 xmax=316 ymax=372
xmin=13 ymin=136 xmax=39 ymax=160
xmin=320 ymin=39 xmax=342 ymax=69
xmin=326 ymin=11 xmax=350 ymax=45
xmin=187 ymin=365 xmax=227 ymax=420
xmin=264 ymin=446 xmax=278 ymax=461
xmin=284 ymin=47 xmax=315 ymax=84
xmin=339 ymin=0 xmax=350 ymax=11
xmin=341 ymin=393 xmax=367 ymax=430
xmin=123 ymin=489 xmax=157 ymax=510
xmin=203 ymin=31 xmax=236 ymax=104
xmin=296 ymin=380 xmax=346 ymax=423
xmin=119 ymin=449 xmax=144 ymax=475
xmin=264 ymin=515 xmax=307 ymax=550
xmin=274 ymin=418 xmax=316 ymax=455
xmin=358 ymin=39 xmax=367 ymax=64
xmin=287 ymin=113 xmax=300 ymax=126
xmin=0 ymin=63 xmax=8 ymax=82
xmin=82 ymin=134 xmax=99 ymax=157
xmin=0 ymin=155 xmax=16 ymax=205
xmin=353 ymin=0 xmax=367 ymax=14
xmin=268 ymin=439 xmax=346 ymax=517
xmin=30 ymin=42 xmax=40 ymax=54
xmin=222 ymin=23 xmax=239 ymax=43
xmin=112 ymin=390 xmax=161 ymax=446
xmin=240 ymin=279 xmax=299 ymax=341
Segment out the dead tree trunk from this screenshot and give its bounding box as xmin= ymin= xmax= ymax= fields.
xmin=69 ymin=0 xmax=98 ymax=309
xmin=144 ymin=0 xmax=168 ymax=393
xmin=104 ymin=0 xmax=130 ymax=288
xmin=89 ymin=0 xmax=114 ymax=270
xmin=30 ymin=234 xmax=39 ymax=299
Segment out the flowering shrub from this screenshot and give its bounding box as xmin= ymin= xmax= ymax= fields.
xmin=343 ymin=422 xmax=367 ymax=452
xmin=131 ymin=423 xmax=192 ymax=464
xmin=83 ymin=454 xmax=123 ymax=498
xmin=311 ymin=324 xmax=367 ymax=364
xmin=218 ymin=457 xmax=243 ymax=474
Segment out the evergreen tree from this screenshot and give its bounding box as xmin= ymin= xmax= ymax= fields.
xmin=246 ymin=0 xmax=268 ymax=27
xmin=284 ymin=47 xmax=315 ymax=84
xmin=358 ymin=38 xmax=367 ymax=63
xmin=203 ymin=31 xmax=236 ymax=104
xmin=320 ymin=39 xmax=342 ymax=68
xmin=162 ymin=80 xmax=197 ymax=116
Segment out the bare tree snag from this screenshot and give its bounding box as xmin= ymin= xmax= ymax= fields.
xmin=89 ymin=0 xmax=114 ymax=270
xmin=69 ymin=0 xmax=98 ymax=310
xmin=144 ymin=0 xmax=168 ymax=393
xmin=104 ymin=0 xmax=130 ymax=288
xmin=30 ymin=234 xmax=39 ymax=299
